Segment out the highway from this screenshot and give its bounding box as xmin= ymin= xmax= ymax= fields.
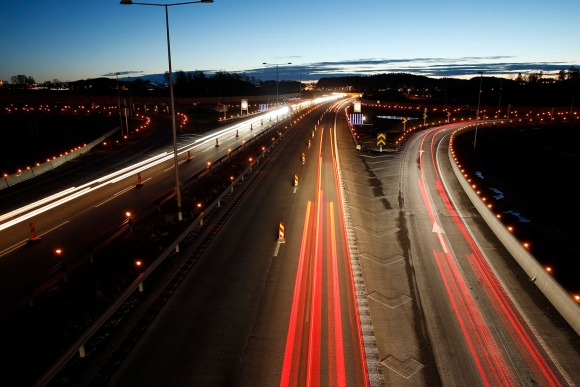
xmin=333 ymin=112 xmax=580 ymax=386
xmin=4 ymin=96 xmax=579 ymax=386
xmin=0 ymin=104 xmax=305 ymax=305
xmin=77 ymin=101 xmax=579 ymax=387
xmin=95 ymin=101 xmax=368 ymax=386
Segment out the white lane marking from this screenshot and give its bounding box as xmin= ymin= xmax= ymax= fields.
xmin=114 ymin=186 xmax=134 ymax=197
xmin=163 ymin=166 xmax=174 ymax=172
xmin=95 ymin=186 xmax=133 ymax=207
xmin=274 ymin=242 xmax=282 ymax=256
xmin=0 ymin=221 xmax=69 ymax=258
xmin=0 ymin=239 xmax=28 ymax=257
xmin=38 ymin=221 xmax=70 ymax=237
xmin=293 ymin=187 xmax=297 ymax=194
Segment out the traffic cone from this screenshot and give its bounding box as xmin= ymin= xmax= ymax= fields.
xmin=28 ymin=222 xmax=41 ymax=243
xmin=136 ymin=172 xmax=144 ymax=188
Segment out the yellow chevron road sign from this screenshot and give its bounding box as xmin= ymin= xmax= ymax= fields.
xmin=377 ymin=132 xmax=386 ymax=146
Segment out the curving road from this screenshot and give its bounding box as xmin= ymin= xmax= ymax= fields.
xmin=83 ymin=104 xmax=580 ymax=387
xmin=340 ymin=117 xmax=580 ymax=386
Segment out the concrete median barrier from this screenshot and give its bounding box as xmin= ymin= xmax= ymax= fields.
xmin=50 ymin=155 xmax=67 ymax=168
xmin=0 ymin=126 xmax=120 ymax=191
xmin=32 ymin=162 xmax=54 ymax=176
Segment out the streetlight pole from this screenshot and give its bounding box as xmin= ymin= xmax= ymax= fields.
xmin=571 ymin=78 xmax=577 ymax=116
xmin=128 ymin=76 xmax=134 ymax=118
xmin=292 ymin=72 xmax=309 ymax=100
xmin=263 ymin=62 xmax=291 ymax=106
xmin=116 ymin=73 xmax=124 ymax=136
xmin=121 ymin=0 xmax=214 ymax=221
xmin=474 ymin=71 xmax=483 ymax=150
xmin=445 ymin=82 xmax=448 ymax=111
xmin=498 ymin=80 xmax=503 ymax=117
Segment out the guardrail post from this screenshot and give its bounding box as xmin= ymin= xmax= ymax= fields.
xmin=217 ymin=199 xmax=221 ymax=208
xmin=200 ymin=218 xmax=204 ymax=226
xmin=175 ymin=244 xmax=179 ymax=253
xmin=28 ymin=292 xmax=34 ymax=308
xmin=89 ymin=250 xmax=94 ymax=263
xmin=79 ymin=345 xmax=86 ymax=358
xmin=138 ymin=282 xmax=144 ymax=292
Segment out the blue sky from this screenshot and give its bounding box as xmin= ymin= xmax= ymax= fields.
xmin=1 ymin=0 xmax=578 ymax=83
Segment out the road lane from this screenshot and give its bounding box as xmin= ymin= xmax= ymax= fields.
xmin=407 ymin=123 xmax=575 ymax=385
xmin=102 ymin=102 xmax=369 ymax=386
xmin=0 ymin=107 xmax=297 ymax=304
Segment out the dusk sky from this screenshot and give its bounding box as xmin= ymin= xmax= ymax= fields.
xmin=1 ymin=0 xmax=579 ymax=83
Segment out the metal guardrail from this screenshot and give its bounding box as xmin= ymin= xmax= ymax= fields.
xmin=32 ymin=101 xmax=315 ymax=387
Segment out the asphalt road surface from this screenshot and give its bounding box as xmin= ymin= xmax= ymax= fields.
xmin=9 ymin=99 xmax=579 ymax=386
xmin=0 ymin=108 xmax=294 ymax=305
xmin=84 ymin=104 xmax=580 ymax=387
xmin=103 ymin=102 xmax=368 ymax=386
xmin=334 ymin=113 xmax=580 ymax=386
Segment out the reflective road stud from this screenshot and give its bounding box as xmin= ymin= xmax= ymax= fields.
xmin=278 ymin=222 xmax=285 ymax=243
xmin=294 ymin=174 xmax=299 ymax=187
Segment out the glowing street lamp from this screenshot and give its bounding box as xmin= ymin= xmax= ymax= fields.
xmin=474 ymin=71 xmax=483 ymax=150
xmin=120 ymin=0 xmax=214 ymax=222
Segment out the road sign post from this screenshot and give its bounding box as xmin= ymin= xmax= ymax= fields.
xmin=377 ymin=133 xmax=386 ymax=152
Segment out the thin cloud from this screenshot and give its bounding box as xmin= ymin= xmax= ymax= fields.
xmin=101 ymin=71 xmax=144 ymax=77
xmin=273 ymin=56 xmax=303 ymax=59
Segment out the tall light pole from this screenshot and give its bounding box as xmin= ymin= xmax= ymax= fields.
xmin=115 ymin=72 xmax=124 ymax=136
xmin=497 ymin=80 xmax=503 ymax=117
xmin=292 ymin=72 xmax=310 ymax=100
xmin=474 ymin=71 xmax=483 ymax=150
xmin=444 ymin=82 xmax=448 ymax=111
xmin=128 ymin=76 xmax=134 ymax=118
xmin=121 ymin=0 xmax=214 ymax=221
xmin=263 ymin=62 xmax=291 ymax=105
xmin=571 ymin=78 xmax=577 ymax=116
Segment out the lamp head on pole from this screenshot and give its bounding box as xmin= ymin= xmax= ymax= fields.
xmin=120 ymin=0 xmax=132 ymax=4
